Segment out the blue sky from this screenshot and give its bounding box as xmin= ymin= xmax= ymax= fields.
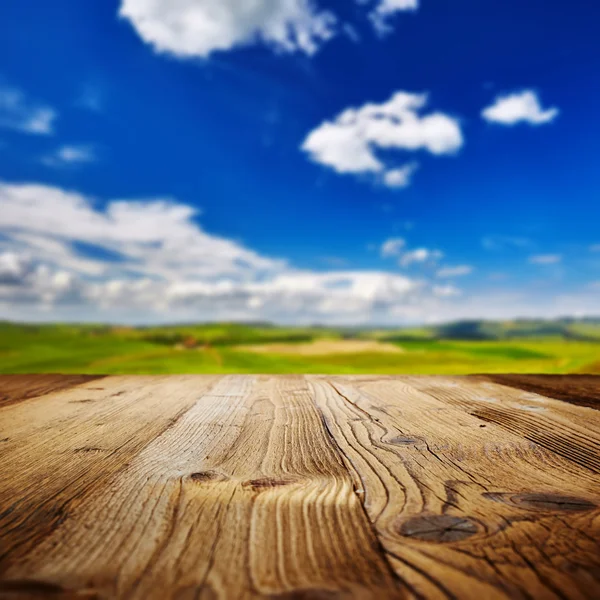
xmin=0 ymin=0 xmax=599 ymax=324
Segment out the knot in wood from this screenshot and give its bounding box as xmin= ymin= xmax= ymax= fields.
xmin=398 ymin=514 xmax=478 ymax=542
xmin=189 ymin=471 xmax=227 ymax=483
xmin=491 ymin=492 xmax=597 ymax=512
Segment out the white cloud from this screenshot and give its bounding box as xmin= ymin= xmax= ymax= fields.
xmin=0 ymin=181 xmax=464 ymax=325
xmin=0 ymin=84 xmax=56 ymax=135
xmin=432 ymin=284 xmax=460 ymax=298
xmin=3 ymin=185 xmax=599 ymax=325
xmin=0 ymin=251 xmax=32 ymax=284
xmin=482 ymin=235 xmax=533 ymax=251
xmin=528 ymin=254 xmax=562 ymax=265
xmin=436 ymin=265 xmax=473 ymax=278
xmin=0 ymin=182 xmax=281 ymax=284
xmin=399 ymin=248 xmax=443 ymax=267
xmin=482 ymin=90 xmax=559 ymax=126
xmin=369 ymin=0 xmax=419 ymax=36
xmin=42 ymin=145 xmax=97 ymax=168
xmin=417 ymin=288 xmax=600 ymax=324
xmin=381 ymin=238 xmax=444 ymax=269
xmin=118 ymin=0 xmax=426 ymax=59
xmin=383 ymin=163 xmax=418 ymax=188
xmin=375 ymin=0 xmax=419 ymax=12
xmin=381 ymin=237 xmax=405 ymax=258
xmin=302 ymin=92 xmax=462 ymax=188
xmin=119 ymin=0 xmax=336 ymax=58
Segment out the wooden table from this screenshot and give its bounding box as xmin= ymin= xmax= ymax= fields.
xmin=1 ymin=375 xmax=599 ymax=599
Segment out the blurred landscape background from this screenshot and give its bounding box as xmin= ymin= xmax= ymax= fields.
xmin=3 ymin=318 xmax=599 ymax=374
xmin=1 ymin=1 xmax=599 ymax=374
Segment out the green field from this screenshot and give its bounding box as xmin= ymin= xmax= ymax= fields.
xmin=1 ymin=320 xmax=599 ymax=374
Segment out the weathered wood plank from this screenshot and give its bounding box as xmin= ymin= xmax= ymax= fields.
xmin=310 ymin=376 xmax=600 ymax=600
xmin=0 ymin=374 xmax=104 ymax=409
xmin=406 ymin=376 xmax=600 ymax=474
xmin=0 ymin=375 xmax=220 ymax=571
xmin=475 ymin=374 xmax=600 ymax=410
xmin=0 ymin=375 xmax=403 ymax=599
xmin=1 ymin=375 xmax=599 ymax=599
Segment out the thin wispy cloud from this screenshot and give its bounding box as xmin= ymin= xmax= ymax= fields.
xmin=0 ymin=83 xmax=56 ymax=135
xmin=436 ymin=265 xmax=473 ymax=278
xmin=482 ymin=90 xmax=559 ymax=126
xmin=400 ymin=248 xmax=443 ymax=267
xmin=42 ymin=145 xmax=98 ymax=168
xmin=76 ymin=84 xmax=104 ymax=112
xmin=381 ymin=238 xmax=406 ymax=258
xmin=482 ymin=235 xmax=534 ymax=251
xmin=381 ymin=238 xmax=444 ymax=268
xmin=529 ymin=254 xmax=562 ymax=265
xmin=432 ymin=284 xmax=461 ymax=298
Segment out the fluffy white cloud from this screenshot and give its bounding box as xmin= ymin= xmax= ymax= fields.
xmin=302 ymin=92 xmax=462 ymax=188
xmin=0 ymin=181 xmax=462 ymax=325
xmin=118 ymin=0 xmax=426 ymax=59
xmin=436 ymin=265 xmax=473 ymax=278
xmin=119 ymin=0 xmax=336 ymax=58
xmin=0 ymin=182 xmax=281 ymax=284
xmin=528 ymin=254 xmax=562 ymax=265
xmin=0 ymin=84 xmax=56 ymax=135
xmin=369 ymin=0 xmax=419 ymax=35
xmin=482 ymin=90 xmax=559 ymax=126
xmin=42 ymin=145 xmax=97 ymax=167
xmin=3 ymin=185 xmax=598 ymax=325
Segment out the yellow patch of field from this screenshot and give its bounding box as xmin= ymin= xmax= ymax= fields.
xmin=236 ymin=339 xmax=404 ymax=356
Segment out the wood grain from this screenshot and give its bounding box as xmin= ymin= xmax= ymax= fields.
xmin=476 ymin=374 xmax=600 ymax=410
xmin=309 ymin=376 xmax=600 ymax=600
xmin=0 ymin=376 xmax=219 ymax=571
xmin=0 ymin=376 xmax=403 ymax=599
xmin=0 ymin=375 xmax=104 ymax=409
xmin=1 ymin=375 xmax=599 ymax=599
xmin=407 ymin=376 xmax=600 ymax=474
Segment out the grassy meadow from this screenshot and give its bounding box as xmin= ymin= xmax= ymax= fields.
xmin=1 ymin=319 xmax=599 ymax=374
